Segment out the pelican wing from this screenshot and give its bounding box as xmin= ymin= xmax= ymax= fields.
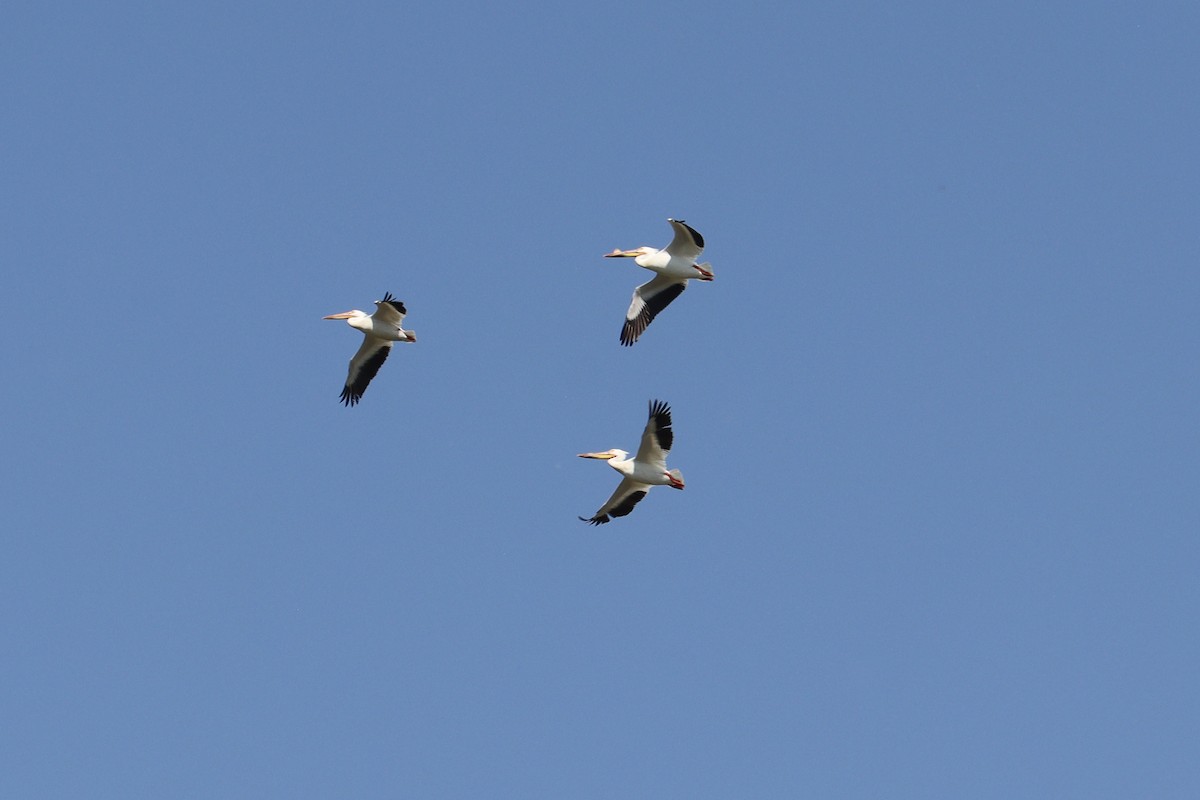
xmin=664 ymin=219 xmax=704 ymax=261
xmin=620 ymin=275 xmax=686 ymax=346
xmin=372 ymin=292 xmax=408 ymax=328
xmin=634 ymin=399 xmax=674 ymax=468
xmin=340 ymin=336 xmax=392 ymax=406
xmin=579 ymin=477 xmax=652 ymax=525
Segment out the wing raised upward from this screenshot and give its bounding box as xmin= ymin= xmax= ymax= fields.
xmin=372 ymin=292 xmax=408 ymax=328
xmin=579 ymin=477 xmax=652 ymax=525
xmin=633 ymin=399 xmax=673 ymax=469
xmin=621 ymin=275 xmax=686 ymax=346
xmin=663 ymin=218 xmax=704 ymax=261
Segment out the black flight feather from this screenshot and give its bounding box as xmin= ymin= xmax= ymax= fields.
xmin=579 ymin=490 xmax=648 ymax=525
xmin=340 ymin=346 xmax=390 ymax=407
xmin=620 ymin=282 xmax=686 ymax=346
xmin=648 ymin=399 xmax=674 ymax=453
xmin=379 ymin=292 xmax=407 ymax=315
xmin=675 ymin=219 xmax=704 ymax=249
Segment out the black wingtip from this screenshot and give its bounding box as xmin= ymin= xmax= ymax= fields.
xmin=609 ymin=490 xmax=648 ymax=519
xmin=670 ymin=218 xmax=704 ymax=249
xmin=378 ymin=291 xmax=407 ymax=315
xmin=620 ymin=281 xmax=685 ymax=347
xmin=648 ymin=400 xmax=674 ymax=452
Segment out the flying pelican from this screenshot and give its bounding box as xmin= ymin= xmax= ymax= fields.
xmin=578 ymin=399 xmax=685 ymax=525
xmin=604 ymin=218 xmax=714 ymax=346
xmin=322 ymin=292 xmax=416 ymax=406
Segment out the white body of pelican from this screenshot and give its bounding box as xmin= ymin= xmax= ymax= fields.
xmin=604 ymin=218 xmax=714 ymax=346
xmin=323 ymin=292 xmax=416 ymax=406
xmin=578 ymin=399 xmax=685 ymax=525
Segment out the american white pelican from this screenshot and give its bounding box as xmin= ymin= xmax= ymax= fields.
xmin=578 ymin=399 xmax=685 ymax=525
xmin=323 ymin=292 xmax=416 ymax=406
xmin=604 ymin=218 xmax=714 ymax=346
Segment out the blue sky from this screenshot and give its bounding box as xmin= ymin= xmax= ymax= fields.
xmin=4 ymin=1 xmax=1200 ymax=796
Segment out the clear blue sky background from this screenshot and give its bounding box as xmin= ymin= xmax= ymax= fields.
xmin=4 ymin=2 xmax=1199 ymax=796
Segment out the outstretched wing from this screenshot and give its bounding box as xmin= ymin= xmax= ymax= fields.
xmin=620 ymin=275 xmax=686 ymax=346
xmin=633 ymin=399 xmax=673 ymax=469
xmin=663 ymin=218 xmax=704 ymax=261
xmin=372 ymin=292 xmax=408 ymax=328
xmin=579 ymin=477 xmax=652 ymax=525
xmin=339 ymin=336 xmax=393 ymax=406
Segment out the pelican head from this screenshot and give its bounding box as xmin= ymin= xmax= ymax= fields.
xmin=322 ymin=310 xmax=367 ymax=321
xmin=577 ymin=449 xmax=627 ymax=460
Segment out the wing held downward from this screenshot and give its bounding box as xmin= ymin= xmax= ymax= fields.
xmin=621 ymin=276 xmax=686 ymax=346
xmin=579 ymin=478 xmax=651 ymax=525
xmin=340 ymin=336 xmax=392 ymax=406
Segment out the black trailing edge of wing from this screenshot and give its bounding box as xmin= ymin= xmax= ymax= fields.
xmin=340 ymin=346 xmax=391 ymax=407
xmin=579 ymin=490 xmax=648 ymax=525
xmin=648 ymin=399 xmax=674 ymax=452
xmin=379 ymin=292 xmax=407 ymax=315
xmin=620 ymin=282 xmax=686 ymax=346
xmin=674 ymin=219 xmax=704 ymax=249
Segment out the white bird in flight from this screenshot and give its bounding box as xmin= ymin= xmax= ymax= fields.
xmin=604 ymin=218 xmax=714 ymax=346
xmin=323 ymin=292 xmax=416 ymax=406
xmin=578 ymin=399 xmax=685 ymax=525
